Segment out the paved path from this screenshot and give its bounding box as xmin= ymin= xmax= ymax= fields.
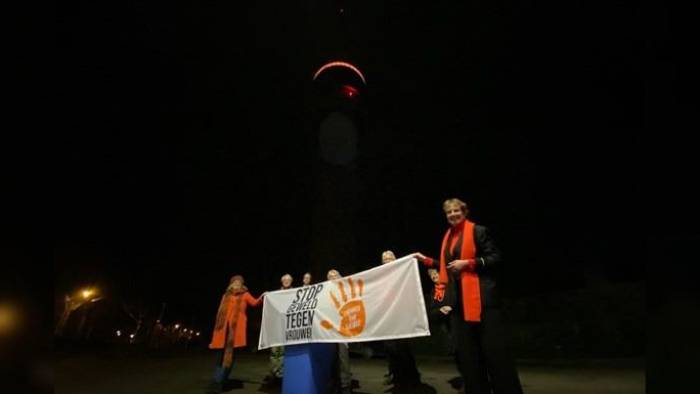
xmin=56 ymin=351 xmax=644 ymax=394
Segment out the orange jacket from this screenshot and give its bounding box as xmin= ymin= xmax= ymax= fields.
xmin=209 ymin=290 xmax=262 ymax=349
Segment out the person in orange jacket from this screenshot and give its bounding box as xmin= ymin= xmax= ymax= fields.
xmin=207 ymin=275 xmax=264 ymax=394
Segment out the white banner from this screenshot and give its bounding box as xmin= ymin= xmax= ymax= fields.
xmin=258 ymin=256 xmax=430 ymax=349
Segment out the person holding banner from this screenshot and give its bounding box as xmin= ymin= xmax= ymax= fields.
xmin=381 ymin=250 xmax=422 ymax=390
xmin=206 ymin=275 xmax=264 ymax=394
xmin=265 ymin=273 xmax=294 ymax=385
xmin=427 ymin=268 xmax=454 ymax=319
xmin=414 ymin=198 xmax=524 ymax=394
xmin=303 ymin=272 xmax=313 ymax=286
xmin=427 ymin=268 xmax=456 ymax=337
xmin=426 ymin=267 xmax=462 ymax=387
xmin=257 ymin=254 xmax=432 ymax=393
xmin=327 ymin=269 xmax=354 ymax=394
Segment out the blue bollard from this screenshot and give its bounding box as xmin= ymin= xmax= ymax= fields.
xmin=282 ymin=343 xmax=337 ymax=394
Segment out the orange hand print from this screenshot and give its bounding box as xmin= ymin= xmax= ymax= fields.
xmin=321 ymin=277 xmax=366 ymax=337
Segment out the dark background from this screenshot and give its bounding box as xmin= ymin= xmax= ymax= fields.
xmin=44 ymin=0 xmax=658 ymax=359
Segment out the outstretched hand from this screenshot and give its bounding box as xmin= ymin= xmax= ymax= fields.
xmin=411 ymin=252 xmax=428 ymax=262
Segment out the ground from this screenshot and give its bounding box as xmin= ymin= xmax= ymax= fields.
xmin=56 ymin=350 xmax=643 ymax=394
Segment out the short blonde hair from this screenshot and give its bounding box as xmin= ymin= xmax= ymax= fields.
xmin=327 ymin=269 xmax=340 ymax=280
xmin=427 ymin=268 xmax=438 ymax=276
xmin=443 ymin=198 xmax=468 ymax=214
xmin=281 ymin=274 xmax=293 ymax=282
xmin=382 ymin=250 xmax=396 ymax=261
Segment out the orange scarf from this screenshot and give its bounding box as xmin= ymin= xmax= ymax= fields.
xmin=438 ymin=220 xmax=482 ymax=322
xmin=433 ymin=283 xmax=446 ymax=302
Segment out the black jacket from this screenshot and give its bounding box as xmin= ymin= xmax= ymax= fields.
xmin=437 ymin=224 xmax=503 ymax=310
xmin=427 ymin=280 xmax=457 ymax=323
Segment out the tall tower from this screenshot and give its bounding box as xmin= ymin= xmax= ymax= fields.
xmin=308 ymin=61 xmax=367 ymax=277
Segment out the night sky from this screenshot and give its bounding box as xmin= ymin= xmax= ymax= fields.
xmin=51 ymin=1 xmax=649 ymax=331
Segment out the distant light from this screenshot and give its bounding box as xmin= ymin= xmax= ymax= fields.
xmin=129 ymin=334 xmax=135 ymax=339
xmin=0 ymin=304 xmax=20 ymax=335
xmin=116 ymin=330 xmax=122 ymax=337
xmin=196 ymin=332 xmax=201 ymax=336
xmin=340 ymin=84 xmax=359 ymax=98
xmin=174 ymin=324 xmax=180 ymax=329
xmin=82 ymin=289 xmax=93 ymax=299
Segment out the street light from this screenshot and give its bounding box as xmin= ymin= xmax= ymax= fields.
xmin=55 ymin=286 xmax=102 ymax=337
xmin=0 ymin=303 xmax=19 ymax=336
xmin=82 ymin=288 xmax=94 ymax=300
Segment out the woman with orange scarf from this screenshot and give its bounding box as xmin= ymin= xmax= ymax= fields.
xmin=206 ymin=275 xmax=264 ymax=394
xmin=414 ymin=198 xmax=523 ymax=394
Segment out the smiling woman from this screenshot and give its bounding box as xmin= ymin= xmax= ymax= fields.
xmin=414 ymin=198 xmax=525 ymax=394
